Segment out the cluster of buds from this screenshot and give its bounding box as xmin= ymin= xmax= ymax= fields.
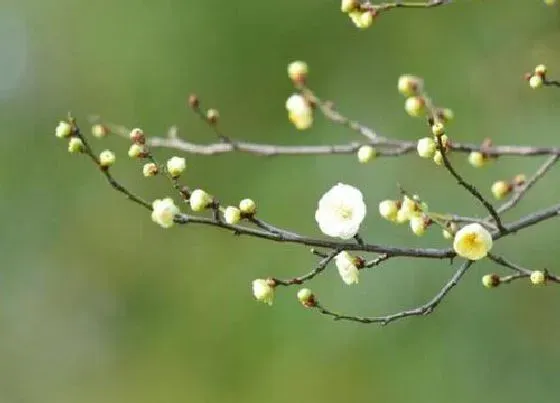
xmin=55 ymin=120 xmax=85 ymax=154
xmin=221 ymin=198 xmax=257 ymax=225
xmin=490 ymin=174 xmax=525 ymax=200
xmin=398 ymin=75 xmax=426 ymax=117
xmin=128 ymin=128 xmax=148 ymax=158
xmin=524 ymin=64 xmax=548 ymax=89
xmin=378 ymin=195 xmax=431 ymax=236
xmin=544 ymin=0 xmax=557 ymax=5
xmin=285 ymin=61 xmax=313 ymax=130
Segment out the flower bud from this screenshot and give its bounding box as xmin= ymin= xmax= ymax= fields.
xmin=397 ymin=75 xmax=423 ymax=97
xmin=206 ymin=109 xmax=220 ymax=124
xmin=297 ymin=288 xmax=316 ymax=307
xmin=530 ymin=270 xmax=546 ymax=286
xmin=190 ymin=189 xmax=213 ymax=212
xmin=417 ymin=137 xmax=436 ymax=158
xmin=491 ymin=180 xmax=512 ymax=200
xmin=129 ymin=128 xmax=145 ymax=143
xmin=529 ymin=75 xmax=543 ymax=89
xmin=224 ymin=206 xmax=241 ymax=224
xmin=404 ymin=96 xmax=426 ymax=117
xmin=468 ymin=151 xmax=486 ymax=168
xmin=442 ymin=222 xmax=457 ymax=240
xmin=378 ymin=200 xmax=399 ymax=222
xmin=286 ymin=94 xmax=313 ymax=130
xmin=534 ymin=64 xmax=547 ymax=77
xmin=431 ymin=122 xmax=445 ymax=137
xmin=482 ymin=274 xmax=500 ymax=288
xmin=438 ymin=108 xmax=454 ymax=122
xmin=335 ymin=251 xmax=360 ymax=285
xmin=239 ymin=198 xmax=257 ymax=215
xmin=91 ymin=124 xmax=108 ymax=138
xmin=99 ymin=150 xmax=116 ymax=167
xmin=166 ymin=156 xmax=186 ymax=178
xmin=188 ymin=94 xmax=199 ymax=109
xmin=68 ymin=137 xmax=84 ymax=153
xmin=287 ymin=61 xmax=308 ymax=84
xmin=357 ymin=145 xmax=377 ymax=163
xmin=341 ymin=0 xmax=359 ymax=13
xmin=151 ymin=198 xmax=180 ymax=228
xmin=513 ymin=174 xmax=526 ymax=187
xmin=55 ymin=121 xmax=72 ymax=138
xmin=433 ymin=151 xmax=444 ymax=166
xmin=409 ymin=216 xmax=428 ymax=236
xmin=349 ymin=11 xmax=374 ymax=29
xmin=143 ymin=162 xmax=158 ymax=177
xmin=128 ymin=143 xmax=146 ymax=158
xmin=252 ymin=279 xmax=275 ymax=305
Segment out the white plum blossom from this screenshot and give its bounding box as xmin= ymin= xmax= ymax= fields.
xmin=335 ymin=251 xmax=360 ymax=285
xmin=151 ymin=198 xmax=180 ymax=228
xmin=315 ymin=183 xmax=367 ymax=239
xmin=453 ymin=223 xmax=493 ymax=260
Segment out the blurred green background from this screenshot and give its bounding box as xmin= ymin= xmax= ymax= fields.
xmin=1 ymin=0 xmax=560 ymax=402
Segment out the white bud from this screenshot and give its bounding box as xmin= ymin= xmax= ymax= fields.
xmin=99 ymin=150 xmax=116 ymax=167
xmin=55 ymin=121 xmax=72 ymax=138
xmin=252 ymin=279 xmax=275 ymax=305
xmin=357 ymin=145 xmax=377 ymax=163
xmin=190 ymin=189 xmax=212 ymax=212
xmin=417 ymin=137 xmax=436 ymax=158
xmin=68 ymin=137 xmax=84 ymax=153
xmin=142 ymin=162 xmax=158 ymax=177
xmin=378 ymin=200 xmax=399 ymax=221
xmin=224 ymin=206 xmax=241 ymax=224
xmin=166 ymin=156 xmax=186 ymax=177
xmin=239 ymin=198 xmax=257 ymax=215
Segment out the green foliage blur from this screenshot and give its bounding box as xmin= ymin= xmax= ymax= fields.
xmin=1 ymin=1 xmax=560 ymax=402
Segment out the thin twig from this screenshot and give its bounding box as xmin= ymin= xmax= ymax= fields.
xmin=72 ymin=123 xmax=152 ymax=210
xmin=488 ymin=254 xmax=560 ymax=283
xmin=313 ymin=260 xmax=472 ymax=325
xmin=273 ymin=249 xmax=340 ymax=286
xmin=496 ymin=154 xmax=560 ymax=215
xmin=435 ymin=135 xmax=506 ymax=233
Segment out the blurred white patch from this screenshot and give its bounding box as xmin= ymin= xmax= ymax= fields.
xmin=0 ymin=10 xmax=27 ymax=99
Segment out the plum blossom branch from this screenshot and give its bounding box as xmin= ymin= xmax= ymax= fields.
xmin=56 ymin=6 xmax=560 ymax=326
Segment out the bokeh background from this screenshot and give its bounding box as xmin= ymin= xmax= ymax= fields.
xmin=1 ymin=0 xmax=560 ymax=402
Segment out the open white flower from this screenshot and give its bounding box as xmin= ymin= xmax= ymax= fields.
xmin=453 ymin=223 xmax=493 ymax=260
xmin=285 ymin=94 xmax=313 ymax=130
xmin=335 ymin=251 xmax=360 ymax=285
xmin=315 ymin=183 xmax=366 ymax=239
xmin=252 ymin=279 xmax=275 ymax=305
xmin=151 ymin=198 xmax=180 ymax=228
